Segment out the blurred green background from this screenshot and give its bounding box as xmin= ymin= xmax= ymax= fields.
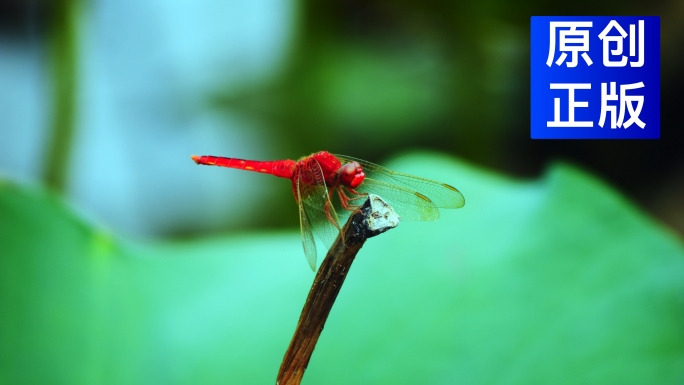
xmin=1 ymin=1 xmax=683 ymax=384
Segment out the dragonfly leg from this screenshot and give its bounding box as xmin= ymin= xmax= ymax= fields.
xmin=346 ymin=187 xmax=368 ymax=201
xmin=337 ymin=187 xmax=367 ymax=210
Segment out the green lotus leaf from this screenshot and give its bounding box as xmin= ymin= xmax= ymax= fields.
xmin=1 ymin=153 xmax=682 ymax=385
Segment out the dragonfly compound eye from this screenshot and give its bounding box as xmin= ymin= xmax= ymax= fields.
xmin=340 ymin=162 xmax=364 ymax=188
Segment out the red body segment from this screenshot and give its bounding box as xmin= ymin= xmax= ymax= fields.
xmin=191 ymin=151 xmax=363 ymax=189
xmin=191 ymin=152 xmax=366 ymax=211
xmin=191 ymin=155 xmax=297 ymax=179
xmin=305 ymin=152 xmax=342 ymax=184
xmin=296 ymin=151 xmax=364 ymax=188
xmin=292 ymin=152 xmax=339 ymax=186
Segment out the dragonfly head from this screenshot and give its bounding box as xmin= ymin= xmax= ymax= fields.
xmin=339 ymin=161 xmax=365 ymax=188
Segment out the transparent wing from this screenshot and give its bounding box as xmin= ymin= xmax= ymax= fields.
xmin=296 ymin=176 xmax=318 ymax=271
xmin=296 ymin=158 xmax=343 ymax=270
xmin=334 ymin=154 xmax=465 ymax=220
xmin=352 ymin=178 xmax=440 ymax=220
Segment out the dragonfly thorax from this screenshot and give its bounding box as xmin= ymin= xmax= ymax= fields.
xmin=338 ymin=162 xmax=365 ymax=189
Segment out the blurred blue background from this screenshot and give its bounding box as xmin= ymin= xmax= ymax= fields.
xmin=1 ymin=0 xmax=683 ymax=236
xmin=1 ymin=1 xmax=683 ymax=384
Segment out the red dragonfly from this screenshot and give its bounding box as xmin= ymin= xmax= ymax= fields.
xmin=191 ymin=151 xmax=465 ymax=270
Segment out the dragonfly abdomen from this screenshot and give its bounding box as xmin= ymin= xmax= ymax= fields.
xmin=191 ymin=155 xmax=296 ymax=179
